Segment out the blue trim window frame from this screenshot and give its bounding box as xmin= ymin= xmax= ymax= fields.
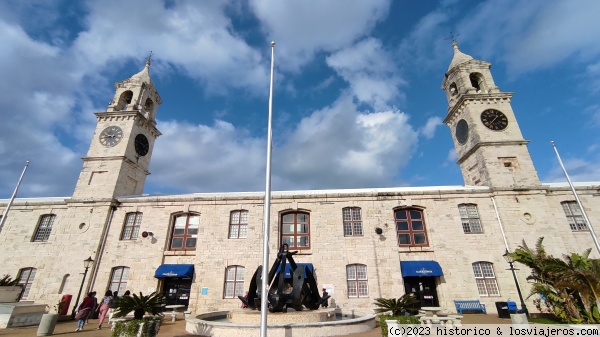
xmin=121 ymin=212 xmax=142 ymax=240
xmin=223 ymin=266 xmax=245 ymax=299
xmin=281 ymin=211 xmax=310 ymax=249
xmin=170 ymin=213 xmax=199 ymax=251
xmin=33 ymin=214 xmax=55 ymax=242
xmin=561 ymin=201 xmax=587 ymax=231
xmin=394 ymin=208 xmax=428 ymax=247
xmin=343 ymin=207 xmax=363 ymax=236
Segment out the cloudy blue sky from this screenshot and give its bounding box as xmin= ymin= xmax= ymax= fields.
xmin=1 ymin=0 xmax=600 ymax=198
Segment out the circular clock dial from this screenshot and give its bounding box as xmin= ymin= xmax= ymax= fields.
xmin=99 ymin=126 xmax=123 ymax=147
xmin=480 ymin=109 xmax=508 ymax=130
xmin=455 ymin=119 xmax=469 ymax=144
xmin=134 ymin=134 xmax=149 ymax=156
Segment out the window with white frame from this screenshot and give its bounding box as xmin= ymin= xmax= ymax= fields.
xmin=108 ymin=267 xmax=130 ymax=296
xmin=472 ymin=262 xmax=500 ymax=296
xmin=17 ymin=268 xmax=36 ymax=300
xmin=121 ymin=212 xmax=142 ymax=240
xmin=343 ymin=207 xmax=363 ymax=236
xmin=346 ymin=264 xmax=368 ymax=298
xmin=229 ymin=210 xmax=248 ymax=239
xmin=561 ymin=201 xmax=587 ymax=231
xmin=458 ymin=204 xmax=483 ymax=233
xmin=224 ymin=266 xmax=245 ymax=298
xmin=33 ymin=214 xmax=55 ymax=242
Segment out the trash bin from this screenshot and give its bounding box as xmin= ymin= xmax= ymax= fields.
xmin=507 ymin=301 xmax=518 ymax=314
xmin=495 ymin=301 xmax=510 ymax=318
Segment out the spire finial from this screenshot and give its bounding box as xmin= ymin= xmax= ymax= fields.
xmin=145 ymin=51 xmax=153 ymax=68
xmin=445 ymin=32 xmax=460 ymax=48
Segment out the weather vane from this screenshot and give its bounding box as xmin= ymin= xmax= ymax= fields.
xmin=146 ymin=51 xmax=153 ymax=66
xmin=445 ymin=31 xmax=460 ymax=44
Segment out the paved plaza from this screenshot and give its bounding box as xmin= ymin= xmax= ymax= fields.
xmin=0 ymin=314 xmax=512 ymax=337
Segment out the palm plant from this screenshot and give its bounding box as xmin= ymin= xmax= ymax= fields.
xmin=0 ymin=274 xmax=19 ymax=286
xmin=510 ymin=237 xmax=600 ymax=324
xmin=374 ymin=293 xmax=420 ymax=316
xmin=113 ymin=292 xmax=166 ymax=320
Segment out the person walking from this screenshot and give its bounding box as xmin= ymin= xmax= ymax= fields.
xmin=74 ymin=292 xmax=95 ymax=331
xmin=97 ymin=290 xmax=114 ymax=330
xmin=321 ymin=288 xmax=329 ymax=308
xmin=86 ymin=291 xmax=98 ymax=324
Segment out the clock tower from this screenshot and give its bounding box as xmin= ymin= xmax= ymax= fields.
xmin=442 ymin=42 xmax=540 ymax=188
xmin=72 ymin=59 xmax=162 ymax=200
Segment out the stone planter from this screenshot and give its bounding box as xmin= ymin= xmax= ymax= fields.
xmin=0 ymin=286 xmax=23 ymax=303
xmin=37 ymin=313 xmax=59 ymax=336
xmin=112 ymin=318 xmax=161 ymax=337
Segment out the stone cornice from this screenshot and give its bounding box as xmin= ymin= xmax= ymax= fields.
xmin=80 ymin=156 xmax=150 ymax=175
xmin=94 ymin=111 xmax=161 ymax=137
xmin=444 ymin=92 xmax=514 ymax=124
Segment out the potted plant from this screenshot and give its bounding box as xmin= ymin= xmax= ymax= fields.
xmin=36 ymin=300 xmax=61 ymax=336
xmin=0 ymin=274 xmax=23 ymax=303
xmin=374 ymin=293 xmax=420 ymax=316
xmin=111 ymin=292 xmax=166 ymax=337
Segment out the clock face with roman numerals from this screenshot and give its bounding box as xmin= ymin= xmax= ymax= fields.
xmin=99 ymin=126 xmax=123 ymax=147
xmin=480 ymin=109 xmax=508 ymax=131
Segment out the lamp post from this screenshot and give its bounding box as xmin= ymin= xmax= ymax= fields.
xmin=71 ymin=256 xmax=94 ymax=319
xmin=503 ymin=250 xmax=529 ymax=318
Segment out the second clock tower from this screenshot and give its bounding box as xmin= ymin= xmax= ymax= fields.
xmin=72 ymin=59 xmax=162 ymax=200
xmin=442 ymin=42 xmax=540 ymax=188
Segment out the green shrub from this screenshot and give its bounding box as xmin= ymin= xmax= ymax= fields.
xmin=379 ymin=315 xmax=420 ymax=337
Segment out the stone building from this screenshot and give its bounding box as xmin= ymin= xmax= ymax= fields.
xmin=1 ymin=44 xmax=598 ymax=316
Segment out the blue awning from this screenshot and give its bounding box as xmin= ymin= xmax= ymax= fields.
xmin=154 ymin=264 xmax=194 ymax=279
xmin=275 ymin=263 xmax=313 ymax=279
xmin=400 ymin=261 xmax=443 ymax=277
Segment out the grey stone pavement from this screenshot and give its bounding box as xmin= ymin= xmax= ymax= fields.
xmin=0 ymin=314 xmax=513 ymax=337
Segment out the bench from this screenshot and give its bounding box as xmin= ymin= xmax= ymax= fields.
xmin=453 ymin=300 xmax=487 ymax=314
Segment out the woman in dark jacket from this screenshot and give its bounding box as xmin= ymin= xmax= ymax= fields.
xmin=75 ymin=292 xmax=95 ymax=331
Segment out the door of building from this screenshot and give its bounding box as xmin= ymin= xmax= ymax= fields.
xmin=403 ymin=276 xmax=438 ymax=307
xmin=162 ymin=278 xmax=192 ymax=307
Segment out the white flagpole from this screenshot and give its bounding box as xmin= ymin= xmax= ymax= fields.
xmin=551 ymin=141 xmax=600 ymax=254
xmin=0 ymin=161 xmax=30 ymax=234
xmin=260 ymin=41 xmax=275 ymax=337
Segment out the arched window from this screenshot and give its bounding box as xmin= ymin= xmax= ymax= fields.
xmin=469 ymin=73 xmax=486 ymax=92
xmin=17 ymin=267 xmax=37 ymax=300
xmin=223 ymin=266 xmax=245 ymax=299
xmin=346 ymin=264 xmax=368 ymax=298
xmin=449 ymin=83 xmax=458 ymax=96
xmin=170 ymin=213 xmax=199 ymax=250
xmin=472 ymin=262 xmax=499 ymax=296
xmin=561 ymin=201 xmax=587 ymax=231
xmin=281 ymin=211 xmax=310 ymax=249
xmin=458 ymin=204 xmax=483 ymax=233
xmin=116 ymin=91 xmax=133 ymax=110
xmin=343 ymin=207 xmax=363 ymax=236
xmin=33 ymin=214 xmax=55 ymax=242
xmin=229 ymin=210 xmax=248 ymax=239
xmin=144 ymin=97 xmax=154 ymax=111
xmin=108 ymin=267 xmax=130 ymax=296
xmin=121 ymin=212 xmax=142 ymax=240
xmin=394 ymin=208 xmax=428 ymax=247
